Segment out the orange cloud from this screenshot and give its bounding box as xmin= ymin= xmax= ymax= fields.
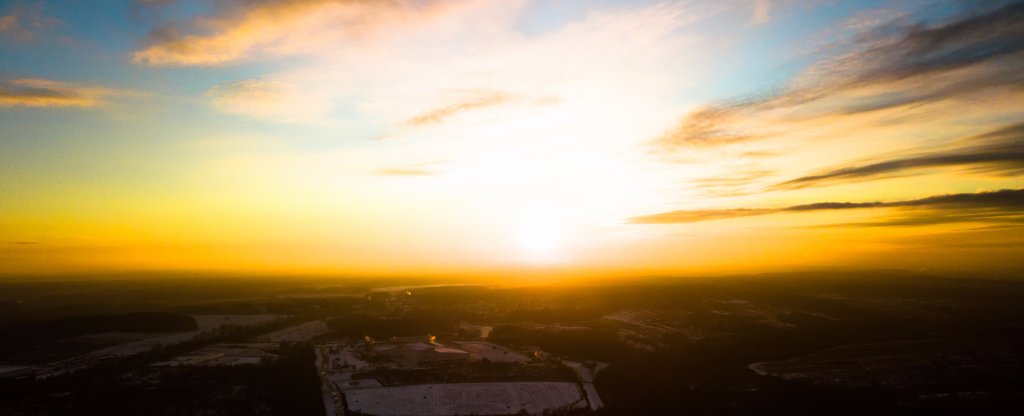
xmin=192 ymin=0 xmax=702 ymax=127
xmin=206 ymin=77 xmax=332 ymax=123
xmin=0 ymin=3 xmax=59 ymax=42
xmin=377 ymin=168 xmax=436 ymax=176
xmin=405 ymin=90 xmax=515 ymax=126
xmin=0 ymin=78 xmax=128 ymax=108
xmin=132 ymin=0 xmax=455 ymax=66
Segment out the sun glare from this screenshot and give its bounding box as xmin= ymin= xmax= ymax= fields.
xmin=514 ymin=205 xmax=566 ymax=262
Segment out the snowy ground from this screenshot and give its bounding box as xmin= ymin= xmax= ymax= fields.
xmin=453 ymin=341 xmax=531 ymax=363
xmin=257 ymin=320 xmax=328 ymax=343
xmin=36 ymin=314 xmax=283 ymax=378
xmin=315 ymin=348 xmax=340 ymax=416
xmin=193 ymin=314 xmax=282 ymax=331
xmin=564 ymin=360 xmax=609 ymax=410
xmin=344 ymin=382 xmax=586 ymax=416
xmin=151 ymin=343 xmax=278 ymax=367
xmin=91 ymin=314 xmax=282 ymax=358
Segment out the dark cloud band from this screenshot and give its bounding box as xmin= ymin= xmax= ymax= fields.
xmin=630 ymin=188 xmax=1024 ymax=224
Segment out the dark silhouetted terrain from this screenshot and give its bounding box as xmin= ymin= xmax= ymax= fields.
xmin=1 ymin=271 xmax=1023 ymax=415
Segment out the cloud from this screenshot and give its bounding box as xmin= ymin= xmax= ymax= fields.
xmin=656 ymin=2 xmax=1024 ymax=149
xmin=405 ymin=90 xmax=515 ymax=126
xmin=750 ymin=0 xmax=771 ymax=25
xmin=375 ymin=161 xmax=443 ymax=176
xmin=629 ymin=188 xmax=1024 ymax=224
xmin=183 ymin=0 xmax=704 ymax=126
xmin=972 ymin=121 xmax=1024 ymax=143
xmin=773 ymin=122 xmax=1024 ymax=189
xmin=630 ymin=208 xmax=774 ymax=224
xmin=825 ymin=1 xmax=1024 ymax=85
xmin=0 ymin=12 xmax=31 ymax=41
xmin=0 ymin=2 xmax=59 ymax=42
xmin=687 ymin=168 xmax=777 ymax=197
xmin=206 ymin=78 xmax=332 ymax=123
xmin=376 ymin=168 xmax=436 ymax=176
xmin=0 ymin=78 xmax=129 ymax=108
xmin=655 ymin=106 xmax=760 ymax=148
xmin=132 ymin=0 xmax=445 ymax=66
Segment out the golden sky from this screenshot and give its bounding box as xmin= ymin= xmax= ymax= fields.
xmin=1 ymin=0 xmax=1022 ymax=278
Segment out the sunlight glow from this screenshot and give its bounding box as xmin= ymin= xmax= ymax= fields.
xmin=2 ymin=0 xmax=1022 ymax=277
xmin=514 ymin=205 xmax=566 ymax=263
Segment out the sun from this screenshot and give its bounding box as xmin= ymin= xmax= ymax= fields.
xmin=514 ymin=205 xmax=566 ymax=263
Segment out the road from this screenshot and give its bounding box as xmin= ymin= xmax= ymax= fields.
xmin=316 ymin=345 xmax=345 ymax=416
xmin=564 ymin=360 xmax=609 ymax=411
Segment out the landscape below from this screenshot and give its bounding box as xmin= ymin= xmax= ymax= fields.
xmin=1 ymin=271 xmax=1023 ymax=415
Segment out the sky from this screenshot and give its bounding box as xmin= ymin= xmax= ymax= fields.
xmin=1 ymin=0 xmax=1022 ymax=278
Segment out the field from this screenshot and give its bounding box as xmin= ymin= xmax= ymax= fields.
xmin=749 ymin=340 xmax=1024 ymax=389
xmin=4 ymin=273 xmax=1024 ymax=414
xmin=258 ymin=320 xmax=329 ymax=343
xmin=152 ymin=343 xmax=280 ymax=367
xmin=453 ymin=341 xmax=531 ymax=363
xmin=344 ymin=382 xmax=586 ymax=415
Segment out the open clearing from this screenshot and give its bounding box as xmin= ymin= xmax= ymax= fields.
xmin=453 ymin=341 xmax=531 ymax=363
xmin=344 ymin=382 xmax=586 ymax=415
xmin=257 ymin=320 xmax=328 ymax=342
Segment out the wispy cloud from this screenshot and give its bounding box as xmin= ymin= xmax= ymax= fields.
xmin=773 ymin=122 xmax=1024 ymax=189
xmin=750 ymin=0 xmax=772 ymax=25
xmin=375 ymin=161 xmax=443 ymax=176
xmin=132 ymin=0 xmax=448 ymax=66
xmin=655 ymin=106 xmax=761 ymax=148
xmin=135 ymin=0 xmax=174 ymax=6
xmin=630 ymin=188 xmax=1024 ymax=225
xmin=0 ymin=2 xmax=59 ymax=43
xmin=0 ymin=11 xmax=32 ymax=41
xmin=688 ymin=168 xmax=777 ymax=197
xmin=0 ymin=78 xmax=129 ymax=108
xmin=181 ymin=0 xmax=705 ymax=126
xmin=405 ymin=90 xmax=515 ymax=126
xmin=656 ymin=2 xmax=1024 ymax=150
xmin=376 ymin=168 xmax=436 ymax=176
xmin=206 ymin=78 xmax=332 ymax=123
xmin=816 ymin=2 xmax=1024 ymax=86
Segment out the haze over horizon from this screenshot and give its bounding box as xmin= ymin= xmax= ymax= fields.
xmin=2 ymin=0 xmax=1022 ymax=278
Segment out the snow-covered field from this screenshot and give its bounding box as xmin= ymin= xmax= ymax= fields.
xmin=36 ymin=314 xmax=284 ymax=378
xmin=344 ymin=382 xmax=586 ymax=416
xmin=193 ymin=314 xmax=282 ymax=331
xmin=151 ymin=343 xmax=278 ymax=367
xmin=257 ymin=320 xmax=328 ymax=342
xmin=453 ymin=341 xmax=531 ymax=363
xmin=91 ymin=314 xmax=283 ymax=358
xmin=563 ymin=360 xmax=609 ymax=410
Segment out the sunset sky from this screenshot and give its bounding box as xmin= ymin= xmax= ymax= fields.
xmin=1 ymin=0 xmax=1022 ymax=278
